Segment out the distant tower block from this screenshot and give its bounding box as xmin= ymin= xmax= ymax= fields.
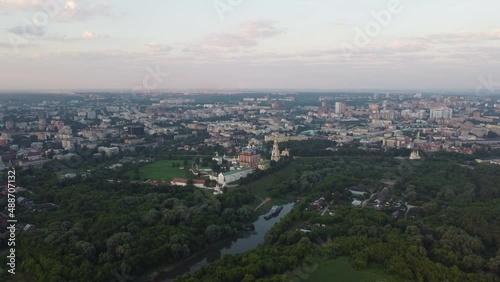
xmin=271 ymin=133 xmax=281 ymax=162
xmin=37 ymin=111 xmax=48 ymax=120
xmin=5 ymin=120 xmax=14 ymax=130
xmin=39 ymin=119 xmax=47 ymax=131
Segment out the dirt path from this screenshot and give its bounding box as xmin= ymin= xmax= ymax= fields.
xmin=362 ymin=193 xmax=377 ymax=207
xmin=254 ymin=197 xmax=271 ymax=211
xmin=405 ymin=204 xmax=418 ymax=218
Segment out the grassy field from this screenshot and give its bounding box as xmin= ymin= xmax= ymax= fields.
xmin=242 ymin=162 xmax=298 ymax=199
xmin=302 ymin=257 xmax=403 ymax=282
xmin=239 ymin=161 xmax=299 ymax=213
xmin=131 ymin=160 xmax=193 ymax=182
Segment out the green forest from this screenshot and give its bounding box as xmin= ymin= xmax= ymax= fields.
xmin=0 ymin=167 xmax=256 ymax=281
xmin=1 ymin=153 xmax=500 ymax=282
xmin=175 ymin=157 xmax=500 ymax=282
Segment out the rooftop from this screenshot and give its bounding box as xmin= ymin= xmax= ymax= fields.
xmin=223 ymin=168 xmax=252 ymax=176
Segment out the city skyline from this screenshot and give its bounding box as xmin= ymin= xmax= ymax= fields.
xmin=1 ymin=0 xmax=499 ymax=90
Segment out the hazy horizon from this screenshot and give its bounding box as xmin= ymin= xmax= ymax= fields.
xmin=0 ymin=88 xmax=497 ymax=96
xmin=1 ymin=0 xmax=499 ymax=91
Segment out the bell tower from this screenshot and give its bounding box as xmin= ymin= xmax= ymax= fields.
xmin=271 ymin=133 xmax=280 ymax=162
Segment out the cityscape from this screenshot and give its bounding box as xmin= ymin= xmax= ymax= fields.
xmin=0 ymin=91 xmax=499 ymax=281
xmin=1 ymin=1 xmax=500 ymax=282
xmin=0 ymin=92 xmax=500 ymax=174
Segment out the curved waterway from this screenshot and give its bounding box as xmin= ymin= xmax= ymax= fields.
xmin=151 ymin=202 xmax=295 ymax=282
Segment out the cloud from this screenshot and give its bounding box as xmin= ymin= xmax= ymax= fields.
xmin=183 ymin=34 xmax=253 ymax=55
xmin=184 ymin=21 xmax=285 ymax=55
xmin=418 ymin=30 xmax=500 ymax=44
xmin=44 ymin=31 xmax=110 ymax=42
xmin=8 ymin=24 xmax=45 ymax=36
xmin=200 ymin=32 xmax=257 ymax=48
xmin=385 ymin=40 xmax=427 ymax=53
xmin=4 ymin=30 xmax=109 ymax=45
xmin=140 ymin=43 xmax=173 ymax=54
xmin=489 ymin=30 xmax=500 ymax=40
xmin=0 ymin=41 xmax=36 ymax=49
xmin=39 ymin=34 xmax=78 ymax=42
xmin=0 ymin=42 xmax=496 ymax=90
xmin=239 ymin=21 xmax=286 ymax=38
xmin=0 ymin=0 xmax=113 ymax=21
xmin=0 ymin=0 xmax=40 ymax=9
xmin=10 ymin=29 xmax=495 ymax=69
xmin=22 ymin=49 xmax=146 ymax=64
xmin=81 ymin=30 xmax=96 ymax=39
xmin=58 ymin=0 xmax=112 ymax=22
xmin=332 ymin=19 xmax=349 ymax=27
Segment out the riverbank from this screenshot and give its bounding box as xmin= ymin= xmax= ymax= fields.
xmin=138 ymin=232 xmax=247 ymax=282
xmin=140 ymin=202 xmax=295 ymax=282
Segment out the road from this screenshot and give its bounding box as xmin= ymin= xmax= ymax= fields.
xmin=321 ymin=206 xmax=329 ymax=216
xmin=362 ymin=193 xmax=378 ymax=207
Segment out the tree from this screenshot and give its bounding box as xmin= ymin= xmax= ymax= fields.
xmin=205 ymin=225 xmax=222 ymax=243
xmin=487 ymin=131 xmax=499 ymax=138
xmin=47 ymin=150 xmax=55 ymax=160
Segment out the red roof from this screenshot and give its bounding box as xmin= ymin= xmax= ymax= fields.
xmin=171 ymin=178 xmax=205 ymax=185
xmin=171 ymin=178 xmax=188 ymax=184
xmin=193 ymin=179 xmax=205 ymax=184
xmin=146 ymin=180 xmax=160 ymax=186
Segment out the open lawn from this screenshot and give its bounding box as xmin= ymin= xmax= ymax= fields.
xmin=130 ymin=160 xmax=193 ymax=182
xmin=242 ymin=162 xmax=298 ymax=200
xmin=302 ymin=257 xmax=404 ymax=282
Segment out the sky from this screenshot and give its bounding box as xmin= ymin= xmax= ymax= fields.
xmin=0 ymin=0 xmax=499 ymax=91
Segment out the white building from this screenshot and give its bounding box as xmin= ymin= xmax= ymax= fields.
xmin=212 ymin=152 xmax=231 ymax=165
xmin=98 ymin=147 xmax=120 ymax=156
xmin=335 ymin=102 xmax=346 ymax=114
xmin=409 ymin=149 xmax=421 ymax=160
xmin=58 ymin=126 xmax=74 ymax=150
xmin=62 ymin=139 xmax=75 ymax=151
xmin=171 ymin=178 xmax=206 ymax=188
xmin=430 ymin=107 xmax=453 ymax=119
xmin=216 ymin=168 xmax=253 ymax=186
xmin=352 ymin=200 xmax=362 ymax=207
xmin=271 ymin=134 xmax=281 ymax=162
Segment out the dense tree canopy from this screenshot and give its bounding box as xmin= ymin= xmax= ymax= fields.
xmin=177 ymin=156 xmax=500 ymax=282
xmin=3 ymin=151 xmax=500 ymax=282
xmin=0 ymin=169 xmax=256 ymax=282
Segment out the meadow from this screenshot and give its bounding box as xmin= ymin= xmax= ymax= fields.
xmin=304 ymin=257 xmax=403 ymax=282
xmin=130 ymin=159 xmax=192 ymax=181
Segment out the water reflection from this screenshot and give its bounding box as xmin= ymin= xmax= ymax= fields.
xmin=154 ymin=202 xmax=294 ymax=282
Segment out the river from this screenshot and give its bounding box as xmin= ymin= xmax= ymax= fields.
xmin=151 ymin=202 xmax=295 ymax=282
